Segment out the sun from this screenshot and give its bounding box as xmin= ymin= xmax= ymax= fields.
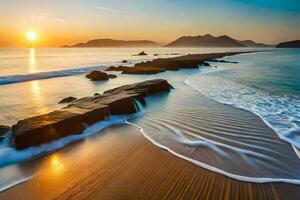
xmin=26 ymin=31 xmax=37 ymax=41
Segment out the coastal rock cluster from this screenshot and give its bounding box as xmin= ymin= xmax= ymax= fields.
xmin=106 ymin=52 xmax=243 ymax=75
xmin=11 ymin=79 xmax=172 ymax=149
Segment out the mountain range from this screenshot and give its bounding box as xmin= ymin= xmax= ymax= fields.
xmin=62 ymin=39 xmax=160 ymax=48
xmin=165 ymin=34 xmax=273 ymax=47
xmin=61 ymin=35 xmax=276 ymax=48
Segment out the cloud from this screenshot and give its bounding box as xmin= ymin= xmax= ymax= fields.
xmin=93 ymin=6 xmax=124 ymax=14
xmin=38 ymin=16 xmax=69 ymax=23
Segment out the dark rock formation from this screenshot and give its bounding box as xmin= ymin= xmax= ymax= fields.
xmin=12 ymin=111 xmax=86 ymax=149
xmin=108 ymin=74 xmax=117 ymax=79
xmin=137 ymin=51 xmax=147 ymax=56
xmin=107 ymin=52 xmax=248 ymax=75
xmin=154 ymin=54 xmax=159 ymax=56
xmin=0 ymin=125 xmax=10 ymax=140
xmin=86 ymin=71 xmax=109 ymax=81
xmin=122 ymin=60 xmax=128 ymax=63
xmin=208 ymin=59 xmax=238 ymax=64
xmin=202 ymin=62 xmax=211 ymax=67
xmin=58 ymin=96 xmax=77 ymax=104
xmin=276 ymin=40 xmax=300 ymax=48
xmin=11 ymin=79 xmax=172 ymax=149
xmin=62 ymin=39 xmax=160 ymax=48
xmin=165 ymin=34 xmax=245 ymax=47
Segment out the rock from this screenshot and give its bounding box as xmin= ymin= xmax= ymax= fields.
xmin=66 ymin=104 xmax=110 ymax=125
xmin=202 ymin=62 xmax=211 ymax=67
xmin=209 ymin=59 xmax=238 ymax=64
xmin=154 ymin=54 xmax=159 ymax=56
xmin=108 ymin=74 xmax=117 ymax=79
xmin=103 ymin=79 xmax=172 ymax=96
xmin=58 ymin=96 xmax=77 ymax=104
xmin=94 ymin=93 xmax=100 ymax=96
xmin=86 ymin=71 xmax=109 ymax=81
xmin=11 ymin=111 xmax=86 ymax=149
xmin=11 ymin=79 xmax=173 ymax=149
xmin=137 ymin=51 xmax=147 ymax=56
xmin=122 ymin=67 xmax=166 ymax=75
xmin=122 ymin=60 xmax=128 ymax=63
xmin=105 ymin=66 xmax=127 ymax=71
xmin=107 ymin=52 xmax=247 ymax=75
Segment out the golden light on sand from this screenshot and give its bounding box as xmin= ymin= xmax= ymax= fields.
xmin=26 ymin=31 xmax=37 ymax=41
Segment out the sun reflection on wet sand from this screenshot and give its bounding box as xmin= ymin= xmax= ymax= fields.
xmin=28 ymin=48 xmax=37 ymax=73
xmin=50 ymin=155 xmax=65 ymax=175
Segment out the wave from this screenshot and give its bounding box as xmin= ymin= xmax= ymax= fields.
xmin=128 ymin=122 xmax=300 ymax=185
xmin=185 ymin=69 xmax=300 ymax=150
xmin=0 ymin=115 xmax=132 ymax=192
xmin=0 ymin=66 xmax=108 ymax=85
xmin=125 ymin=72 xmax=300 ymax=185
xmin=0 ymin=99 xmax=146 ymax=192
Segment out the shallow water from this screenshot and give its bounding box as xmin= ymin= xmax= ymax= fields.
xmin=1 ymin=47 xmax=300 ymax=191
xmin=186 ymin=50 xmax=300 ymax=150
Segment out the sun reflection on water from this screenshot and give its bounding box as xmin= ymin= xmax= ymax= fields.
xmin=28 ymin=48 xmax=37 ymax=73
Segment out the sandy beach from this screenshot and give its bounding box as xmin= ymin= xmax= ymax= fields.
xmin=0 ymin=124 xmax=299 ymax=200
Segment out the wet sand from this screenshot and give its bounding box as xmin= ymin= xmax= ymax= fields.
xmin=1 ymin=124 xmax=300 ymax=200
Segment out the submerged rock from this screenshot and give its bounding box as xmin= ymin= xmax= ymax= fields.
xmin=86 ymin=71 xmax=109 ymax=81
xmin=58 ymin=96 xmax=77 ymax=104
xmin=11 ymin=79 xmax=173 ymax=149
xmin=209 ymin=59 xmax=238 ymax=64
xmin=202 ymin=62 xmax=211 ymax=67
xmin=108 ymin=74 xmax=117 ymax=79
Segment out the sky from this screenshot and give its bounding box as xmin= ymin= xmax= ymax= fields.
xmin=0 ymin=0 xmax=299 ymax=47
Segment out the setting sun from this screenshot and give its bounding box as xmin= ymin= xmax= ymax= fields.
xmin=26 ymin=31 xmax=37 ymax=41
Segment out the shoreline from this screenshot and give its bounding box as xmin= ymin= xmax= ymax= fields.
xmin=1 ymin=124 xmax=300 ymax=200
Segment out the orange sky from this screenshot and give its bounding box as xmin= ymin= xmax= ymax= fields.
xmin=0 ymin=0 xmax=300 ymax=47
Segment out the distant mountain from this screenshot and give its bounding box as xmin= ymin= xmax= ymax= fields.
xmin=165 ymin=34 xmax=245 ymax=47
xmin=276 ymin=40 xmax=300 ymax=48
xmin=239 ymin=40 xmax=274 ymax=48
xmin=62 ymin=39 xmax=160 ymax=48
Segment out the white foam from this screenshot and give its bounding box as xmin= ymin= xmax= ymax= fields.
xmin=185 ymin=68 xmax=300 ymax=157
xmin=0 ymin=116 xmax=130 ymax=168
xmin=127 ymin=121 xmax=300 ymax=185
xmin=0 ymin=66 xmax=108 ymax=85
xmin=0 ymin=115 xmax=134 ymax=192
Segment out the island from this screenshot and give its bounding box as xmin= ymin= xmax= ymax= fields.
xmin=276 ymin=40 xmax=300 ymax=48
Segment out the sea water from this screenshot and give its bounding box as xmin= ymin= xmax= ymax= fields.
xmin=1 ymin=47 xmax=300 ymax=191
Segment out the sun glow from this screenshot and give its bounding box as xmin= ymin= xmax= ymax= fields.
xmin=26 ymin=31 xmax=37 ymax=41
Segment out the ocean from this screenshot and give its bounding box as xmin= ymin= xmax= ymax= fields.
xmin=1 ymin=47 xmax=300 ymax=191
